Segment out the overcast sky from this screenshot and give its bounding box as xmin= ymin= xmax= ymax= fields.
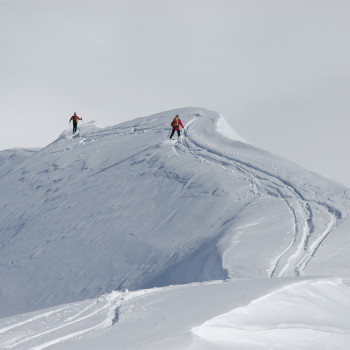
xmin=1 ymin=0 xmax=349 ymax=187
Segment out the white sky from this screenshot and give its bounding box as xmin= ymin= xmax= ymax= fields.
xmin=0 ymin=0 xmax=349 ymax=187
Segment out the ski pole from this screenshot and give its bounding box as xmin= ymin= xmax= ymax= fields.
xmin=79 ymin=118 xmax=84 ymax=133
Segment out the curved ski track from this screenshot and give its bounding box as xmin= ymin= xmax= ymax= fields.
xmin=174 ymin=119 xmax=343 ymax=278
xmin=0 ymin=288 xmax=169 ymax=350
xmin=0 ymin=294 xmax=121 ymax=350
xmin=42 ymin=117 xmax=343 ymax=279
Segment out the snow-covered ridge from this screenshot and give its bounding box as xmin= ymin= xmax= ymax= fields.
xmin=1 ymin=107 xmax=350 ymax=348
xmin=0 ymin=108 xmax=349 ymax=311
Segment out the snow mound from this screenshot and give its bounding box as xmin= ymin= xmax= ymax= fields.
xmin=193 ymin=278 xmax=350 ymax=349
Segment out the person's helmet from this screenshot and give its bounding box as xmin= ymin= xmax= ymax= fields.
xmin=175 ymin=115 xmax=179 ymax=118
xmin=74 ymin=112 xmax=76 ymax=115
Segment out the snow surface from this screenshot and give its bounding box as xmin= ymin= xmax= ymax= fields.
xmin=1 ymin=107 xmax=350 ymax=349
xmin=216 ymin=115 xmax=247 ymax=143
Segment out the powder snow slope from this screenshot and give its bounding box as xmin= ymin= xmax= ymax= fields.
xmin=0 ymin=107 xmax=349 ymax=320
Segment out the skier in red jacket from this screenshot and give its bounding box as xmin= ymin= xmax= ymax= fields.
xmin=69 ymin=112 xmax=82 ymax=134
xmin=169 ymin=115 xmax=184 ymax=139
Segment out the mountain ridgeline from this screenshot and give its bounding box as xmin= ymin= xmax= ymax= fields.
xmin=0 ymin=108 xmax=349 ymax=317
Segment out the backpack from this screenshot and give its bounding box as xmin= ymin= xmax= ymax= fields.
xmin=171 ymin=118 xmax=179 ymax=127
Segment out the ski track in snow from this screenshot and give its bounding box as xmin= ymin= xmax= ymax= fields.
xmin=41 ymin=113 xmax=344 ymax=280
xmin=0 ymin=288 xmax=169 ymax=350
xmin=178 ymin=117 xmax=343 ymax=278
xmin=0 ymin=294 xmax=121 ymax=350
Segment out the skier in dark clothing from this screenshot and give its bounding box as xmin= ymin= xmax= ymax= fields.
xmin=169 ymin=115 xmax=184 ymax=139
xmin=69 ymin=112 xmax=82 ymax=134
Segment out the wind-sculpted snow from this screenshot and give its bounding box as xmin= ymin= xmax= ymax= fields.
xmin=0 ymin=108 xmax=349 ymax=319
xmin=2 ymin=278 xmax=350 ymax=350
xmin=193 ymin=278 xmax=350 ymax=350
